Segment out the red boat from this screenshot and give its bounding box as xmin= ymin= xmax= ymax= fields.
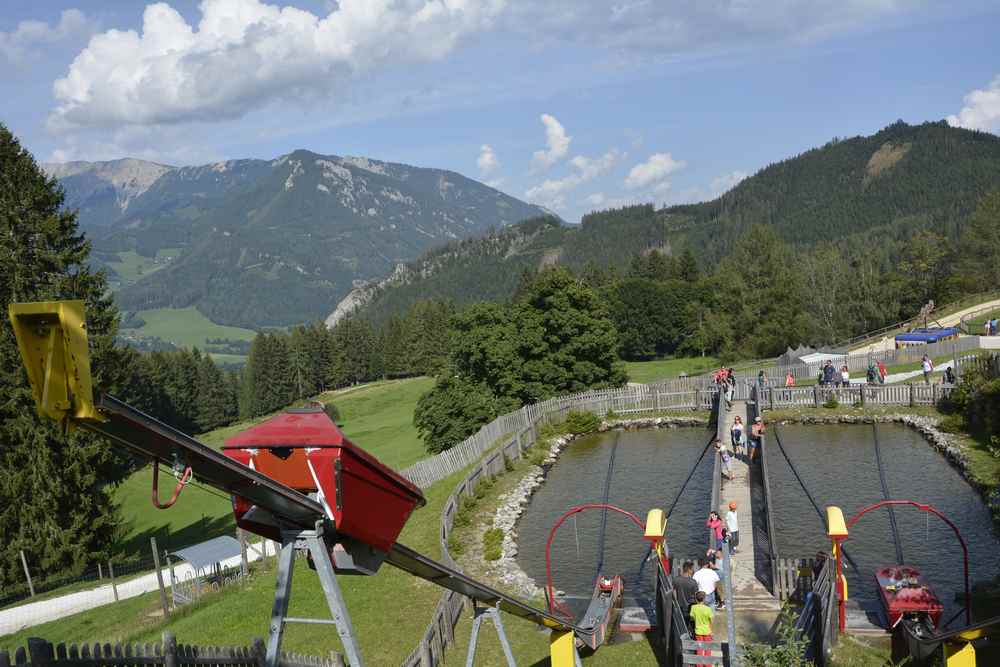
xmin=222 ymin=406 xmax=425 ymax=573
xmin=875 ymin=565 xmax=943 ymax=629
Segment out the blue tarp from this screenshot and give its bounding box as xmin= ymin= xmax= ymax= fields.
xmin=895 ymin=327 xmax=961 ymax=343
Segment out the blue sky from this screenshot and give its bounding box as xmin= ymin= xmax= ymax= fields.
xmin=2 ymin=1 xmax=999 ymax=221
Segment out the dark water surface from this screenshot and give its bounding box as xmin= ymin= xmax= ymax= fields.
xmin=767 ymin=423 xmax=1000 ymax=623
xmin=516 ymin=427 xmax=715 ymax=613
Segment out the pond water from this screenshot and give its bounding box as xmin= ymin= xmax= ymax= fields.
xmin=767 ymin=423 xmax=1000 ymax=623
xmin=515 ymin=427 xmax=715 ymax=616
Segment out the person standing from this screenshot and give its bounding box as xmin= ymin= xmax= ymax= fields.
xmin=840 ymin=364 xmax=850 ymax=387
xmin=675 ymin=560 xmax=699 ymax=629
xmin=730 ymin=416 xmax=745 ymax=457
xmin=785 ymin=371 xmax=795 ymax=387
xmin=694 ymin=559 xmax=721 ymax=608
xmin=726 ymin=502 xmax=740 ymax=554
xmin=921 ymin=355 xmax=934 ymax=384
xmin=689 ymin=591 xmax=715 ymax=666
xmin=943 ymin=366 xmax=956 ymax=384
xmin=715 ymin=440 xmax=734 ymax=480
xmin=822 ymin=360 xmax=836 ymax=386
xmin=707 ymin=511 xmax=724 ymax=551
xmin=749 ymin=416 xmax=766 ymax=462
xmin=878 ymin=360 xmax=887 ymax=384
xmin=986 ymin=320 xmax=992 ymax=337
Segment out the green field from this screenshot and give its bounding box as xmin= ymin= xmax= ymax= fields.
xmin=131 ymin=307 xmax=256 ymax=358
xmin=112 ymin=378 xmax=434 ymax=558
xmin=625 ymin=356 xmax=719 ymax=384
xmin=107 ymin=249 xmax=181 ymax=285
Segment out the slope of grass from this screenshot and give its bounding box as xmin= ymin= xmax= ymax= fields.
xmin=107 ymin=249 xmax=181 ymax=285
xmin=626 ymin=356 xmax=719 ymax=384
xmin=1 ymin=467 xmax=467 ymax=666
xmin=114 ymin=378 xmax=433 ymax=558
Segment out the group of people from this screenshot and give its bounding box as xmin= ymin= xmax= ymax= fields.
xmin=984 ymin=318 xmax=998 ymax=337
xmin=675 ymin=501 xmax=741 ymax=660
xmin=818 ymin=360 xmax=852 ymax=387
xmin=865 ymin=360 xmax=889 ymax=384
xmin=721 ymin=414 xmax=765 ymax=469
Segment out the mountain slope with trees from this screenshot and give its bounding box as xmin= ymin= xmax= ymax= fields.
xmin=346 ymin=120 xmax=1000 ymax=328
xmin=47 ymin=151 xmax=547 ymax=328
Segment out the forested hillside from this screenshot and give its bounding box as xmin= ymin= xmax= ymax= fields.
xmin=347 ymin=121 xmax=1000 ymax=326
xmin=47 ymin=151 xmax=547 ymax=327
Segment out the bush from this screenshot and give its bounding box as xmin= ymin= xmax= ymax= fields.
xmin=741 ymin=608 xmax=809 ymax=666
xmin=483 ymin=528 xmax=504 ymax=561
xmin=503 ymin=452 xmax=515 ymax=472
xmin=323 ymin=402 xmax=341 ymax=423
xmin=448 ymin=533 xmax=465 ymax=556
xmin=562 ymin=410 xmax=601 ymax=435
xmin=937 ymin=413 xmax=966 ymax=434
xmin=823 ymin=396 xmax=839 ymax=409
xmin=529 ymin=447 xmax=548 ymax=467
xmin=605 ymin=409 xmax=620 ymax=421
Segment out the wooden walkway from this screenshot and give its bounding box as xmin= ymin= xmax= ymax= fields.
xmin=719 ymin=401 xmax=781 ymax=618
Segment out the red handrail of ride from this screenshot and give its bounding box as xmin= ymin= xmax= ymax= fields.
xmin=846 ymin=500 xmax=970 ymax=626
xmin=151 ymin=460 xmax=193 ymax=509
xmin=544 ymin=503 xmax=645 ymax=618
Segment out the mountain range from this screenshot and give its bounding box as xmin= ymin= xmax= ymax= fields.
xmin=337 ymin=120 xmax=1000 ymax=324
xmin=46 ymin=151 xmax=547 ymax=327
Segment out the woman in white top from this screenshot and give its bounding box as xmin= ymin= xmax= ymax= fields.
xmin=840 ymin=365 xmax=850 ymax=387
xmin=730 ymin=416 xmax=745 ymax=457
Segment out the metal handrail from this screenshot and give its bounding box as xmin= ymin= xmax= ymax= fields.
xmin=751 ymin=387 xmax=780 ymax=596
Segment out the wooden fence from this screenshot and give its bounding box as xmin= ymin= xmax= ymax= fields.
xmin=399 ymin=386 xmax=713 ymax=488
xmin=756 ymin=382 xmax=954 ymax=410
xmin=1 ymin=635 xmax=344 ymax=667
xmin=793 ymin=555 xmax=838 ymax=666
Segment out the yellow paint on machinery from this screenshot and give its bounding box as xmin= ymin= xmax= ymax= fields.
xmin=7 ymin=300 xmax=102 ymax=424
xmin=943 ymin=640 xmax=976 ymax=666
xmin=549 ymin=630 xmax=577 ymax=667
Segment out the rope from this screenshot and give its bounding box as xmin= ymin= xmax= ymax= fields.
xmin=632 ymin=433 xmax=717 ymax=587
xmin=593 ymin=432 xmax=620 ymax=580
xmin=872 ymin=424 xmax=904 ymax=565
xmin=772 ymin=426 xmax=859 ymax=573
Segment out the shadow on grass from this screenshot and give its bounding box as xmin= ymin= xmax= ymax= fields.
xmin=117 ymin=513 xmax=237 ymax=558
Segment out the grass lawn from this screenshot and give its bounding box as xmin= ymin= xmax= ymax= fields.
xmin=1 ymin=466 xmax=468 ymax=664
xmin=107 ymin=249 xmax=181 ymax=285
xmin=626 ymin=357 xmax=719 ymax=384
xmin=113 ymin=378 xmax=433 ymax=557
xmin=966 ymin=307 xmax=1000 ymax=333
xmin=132 ymin=307 xmax=256 ymax=354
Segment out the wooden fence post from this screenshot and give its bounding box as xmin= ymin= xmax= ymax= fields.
xmin=909 ymin=383 xmax=915 ymax=407
xmin=331 ymin=652 xmax=346 ymax=667
xmin=813 ymin=386 xmax=820 ymax=408
xmin=418 ymin=638 xmax=432 ymax=667
xmin=19 ymin=550 xmax=34 ymax=598
xmin=27 ymin=638 xmax=52 ymax=667
xmin=108 ymin=561 xmax=119 ymax=602
xmin=98 ymin=563 xmax=103 ymax=580
xmin=251 ymin=638 xmax=266 ymax=667
xmin=163 ymin=633 xmax=178 ymax=667
xmin=860 ymin=385 xmax=866 ymax=407
xmin=238 ymin=529 xmax=249 ymax=577
xmin=151 ymin=537 xmax=170 ymax=618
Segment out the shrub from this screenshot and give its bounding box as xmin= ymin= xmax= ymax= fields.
xmin=563 ymin=410 xmax=601 ymax=435
xmin=503 ymin=451 xmax=515 ymax=472
xmin=605 ymin=409 xmax=620 ymax=421
xmin=823 ymin=396 xmax=839 ymax=409
xmin=538 ymin=422 xmax=559 ymax=440
xmin=741 ymin=608 xmax=809 ymax=667
xmin=323 ymin=402 xmax=341 ymax=423
xmin=483 ymin=528 xmax=504 ymax=561
xmin=937 ymin=413 xmax=966 ymax=434
xmin=448 ymin=533 xmax=465 ymax=556
xmin=473 ymin=475 xmax=495 ymax=501
xmin=452 ymin=496 xmax=476 ymax=529
xmin=529 ymin=447 xmax=548 ymax=467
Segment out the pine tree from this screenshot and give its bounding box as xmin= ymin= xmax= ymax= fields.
xmin=0 ymin=124 xmax=130 ymax=585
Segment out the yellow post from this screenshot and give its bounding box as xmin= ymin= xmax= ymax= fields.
xmin=827 ymin=506 xmax=849 ymax=633
xmin=7 ymin=300 xmax=102 ymax=423
xmin=549 ymin=629 xmax=577 ymax=667
xmin=943 ymin=640 xmax=976 ymax=666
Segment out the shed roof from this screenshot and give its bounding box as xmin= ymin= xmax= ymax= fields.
xmin=168 ymin=536 xmax=242 ymax=571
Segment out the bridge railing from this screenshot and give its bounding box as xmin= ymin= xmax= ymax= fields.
xmin=749 ymin=387 xmax=779 ymax=596
xmin=758 ymin=382 xmax=955 ymax=410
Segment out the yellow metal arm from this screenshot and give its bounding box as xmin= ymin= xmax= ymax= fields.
xmin=7 ymin=300 xmax=102 ymax=423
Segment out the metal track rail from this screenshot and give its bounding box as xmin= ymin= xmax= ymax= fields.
xmin=872 ymin=424 xmax=904 ymax=565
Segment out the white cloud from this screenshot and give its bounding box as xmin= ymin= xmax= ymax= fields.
xmin=624 ymin=152 xmax=686 ymax=190
xmin=531 ymin=114 xmax=571 ymax=170
xmin=0 ymin=9 xmax=93 ymax=63
xmin=947 ymin=76 xmax=1000 ymax=133
xmin=477 ymin=144 xmax=500 ymax=175
xmin=710 ymin=170 xmax=748 ymax=195
xmin=585 ymin=193 xmax=606 ymax=206
xmin=505 ymin=1 xmax=920 ymax=55
xmin=49 ymin=0 xmax=506 ymax=130
xmin=525 ymin=149 xmax=619 ymax=209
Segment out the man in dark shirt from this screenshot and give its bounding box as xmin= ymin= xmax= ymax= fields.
xmin=674 ymin=560 xmax=699 ymax=631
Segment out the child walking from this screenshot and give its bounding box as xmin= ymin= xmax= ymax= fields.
xmin=726 ymin=502 xmax=739 ymax=554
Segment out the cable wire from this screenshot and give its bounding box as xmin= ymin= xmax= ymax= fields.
xmin=593 ymin=432 xmax=620 ymax=580
xmin=772 ymin=426 xmax=859 ymax=573
xmin=872 ymin=424 xmax=904 ymax=565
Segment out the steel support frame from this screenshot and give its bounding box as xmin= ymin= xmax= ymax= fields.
xmin=266 ymin=524 xmax=364 ymax=667
xmin=465 ymin=603 xmax=517 ymax=667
